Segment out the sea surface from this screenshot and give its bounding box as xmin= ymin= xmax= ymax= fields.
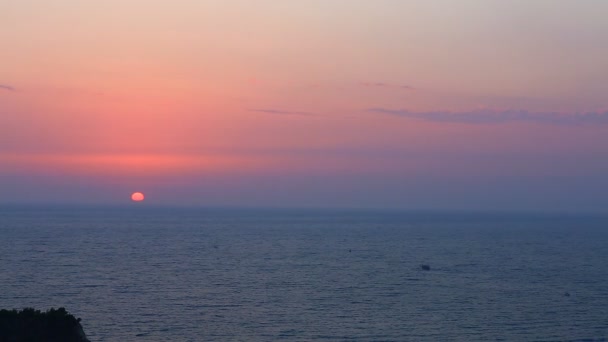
xmin=1 ymin=206 xmax=608 ymax=341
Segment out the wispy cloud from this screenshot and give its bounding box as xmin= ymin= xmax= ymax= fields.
xmin=360 ymin=82 xmax=414 ymax=90
xmin=368 ymin=108 xmax=608 ymax=125
xmin=0 ymin=84 xmax=16 ymax=92
xmin=249 ymin=109 xmax=316 ymax=116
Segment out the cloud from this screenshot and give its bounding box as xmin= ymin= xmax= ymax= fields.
xmin=360 ymin=82 xmax=414 ymax=90
xmin=0 ymin=84 xmax=16 ymax=92
xmin=368 ymin=108 xmax=608 ymax=125
xmin=249 ymin=109 xmax=316 ymax=116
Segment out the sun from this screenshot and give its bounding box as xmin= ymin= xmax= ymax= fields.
xmin=131 ymin=192 xmax=145 ymax=202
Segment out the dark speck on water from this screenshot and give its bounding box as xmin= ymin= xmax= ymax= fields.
xmin=1 ymin=206 xmax=608 ymax=341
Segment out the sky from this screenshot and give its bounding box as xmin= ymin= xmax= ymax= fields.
xmin=1 ymin=0 xmax=608 ymax=211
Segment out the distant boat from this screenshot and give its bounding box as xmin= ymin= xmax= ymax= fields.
xmin=420 ymin=264 xmax=431 ymax=271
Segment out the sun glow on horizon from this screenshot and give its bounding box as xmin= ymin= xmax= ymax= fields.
xmin=0 ymin=153 xmax=265 ymax=176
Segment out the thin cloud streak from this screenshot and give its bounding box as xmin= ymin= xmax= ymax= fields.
xmin=0 ymin=84 xmax=16 ymax=92
xmin=249 ymin=109 xmax=316 ymax=116
xmin=369 ymin=108 xmax=608 ymax=125
xmin=360 ymin=82 xmax=414 ymax=90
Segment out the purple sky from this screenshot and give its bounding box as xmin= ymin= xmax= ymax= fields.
xmin=1 ymin=0 xmax=608 ymax=211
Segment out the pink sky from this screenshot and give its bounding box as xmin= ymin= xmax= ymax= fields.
xmin=1 ymin=0 xmax=608 ymax=210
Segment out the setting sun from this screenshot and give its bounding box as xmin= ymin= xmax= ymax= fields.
xmin=131 ymin=192 xmax=145 ymax=202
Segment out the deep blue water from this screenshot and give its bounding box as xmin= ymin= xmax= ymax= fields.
xmin=1 ymin=206 xmax=608 ymax=341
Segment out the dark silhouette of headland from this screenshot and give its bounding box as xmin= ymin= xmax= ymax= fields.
xmin=0 ymin=307 xmax=89 ymax=342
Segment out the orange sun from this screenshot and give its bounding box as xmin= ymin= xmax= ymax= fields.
xmin=131 ymin=192 xmax=145 ymax=202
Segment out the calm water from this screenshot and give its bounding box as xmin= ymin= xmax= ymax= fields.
xmin=1 ymin=206 xmax=608 ymax=341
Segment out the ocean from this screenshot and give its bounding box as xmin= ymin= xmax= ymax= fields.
xmin=1 ymin=206 xmax=607 ymax=341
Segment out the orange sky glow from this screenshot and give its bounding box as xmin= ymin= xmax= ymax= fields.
xmin=2 ymin=0 xmax=608 ymax=210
